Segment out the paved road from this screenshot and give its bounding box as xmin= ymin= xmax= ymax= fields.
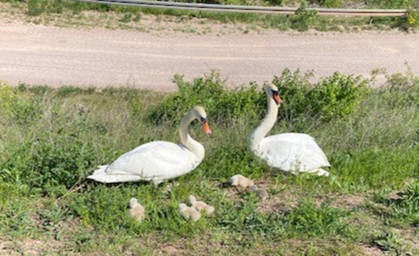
xmin=1 ymin=21 xmax=418 ymax=90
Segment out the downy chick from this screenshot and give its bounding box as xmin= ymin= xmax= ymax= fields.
xmin=230 ymin=174 xmax=254 ymax=188
xmin=129 ymin=198 xmax=145 ymax=223
xmin=189 ymin=195 xmax=215 ymax=215
xmin=178 ymin=203 xmax=201 ymax=221
xmin=251 ymin=185 xmax=268 ymax=201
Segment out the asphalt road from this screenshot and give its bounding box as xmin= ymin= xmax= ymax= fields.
xmin=1 ymin=21 xmax=418 ymax=90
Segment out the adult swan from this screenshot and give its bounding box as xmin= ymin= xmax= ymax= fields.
xmin=247 ymin=84 xmax=330 ymax=176
xmin=88 ymin=106 xmax=212 ymax=186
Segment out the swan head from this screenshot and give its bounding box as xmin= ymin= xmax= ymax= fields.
xmin=192 ymin=106 xmax=211 ymax=135
xmin=264 ymin=84 xmax=283 ymax=106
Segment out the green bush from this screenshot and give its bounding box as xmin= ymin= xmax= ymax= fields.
xmin=27 ymin=0 xmax=63 ymax=16
xmin=0 ymin=81 xmax=16 ymax=116
xmin=2 ymin=134 xmax=98 ymax=195
xmin=291 ymin=1 xmax=318 ymax=31
xmin=148 ymin=72 xmax=264 ymax=126
xmin=376 ymin=182 xmax=419 ymax=226
xmin=150 ymin=70 xmax=368 ymax=130
xmin=0 ymin=82 xmax=42 ymax=123
xmin=272 ymin=69 xmax=369 ymax=124
xmin=312 ymin=0 xmax=343 ymax=8
xmin=381 ymin=68 xmax=419 ymax=107
xmin=365 ymin=0 xmax=416 ymax=9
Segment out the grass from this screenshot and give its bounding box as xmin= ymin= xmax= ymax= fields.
xmin=0 ymin=0 xmax=418 ymax=32
xmin=0 ymin=69 xmax=419 ymax=255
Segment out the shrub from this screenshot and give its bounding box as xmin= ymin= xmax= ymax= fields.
xmin=378 ymin=182 xmax=419 ymax=226
xmin=291 ymin=1 xmax=318 ymax=31
xmin=0 ymin=81 xmax=16 ymax=116
xmin=312 ymin=0 xmax=343 ymax=8
xmin=27 ymin=0 xmax=63 ymax=16
xmin=151 ymin=70 xmax=369 ymax=131
xmin=272 ymin=69 xmax=369 ymax=124
xmin=381 ymin=67 xmax=419 ymax=107
xmin=365 ymin=0 xmax=416 ymax=9
xmin=148 ymin=72 xmax=264 ymax=126
xmin=406 ymin=9 xmax=419 ymax=27
xmin=0 ymin=82 xmax=42 ymax=123
xmin=1 ymin=134 xmax=98 ymax=195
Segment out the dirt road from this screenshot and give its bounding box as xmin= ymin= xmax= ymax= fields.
xmin=1 ymin=21 xmax=418 ymax=90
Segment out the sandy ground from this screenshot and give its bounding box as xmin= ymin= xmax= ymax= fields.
xmin=0 ymin=19 xmax=418 ymax=90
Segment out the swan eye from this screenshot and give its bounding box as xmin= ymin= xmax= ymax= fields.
xmin=272 ymin=90 xmax=279 ymax=95
xmin=200 ymin=117 xmax=207 ymax=123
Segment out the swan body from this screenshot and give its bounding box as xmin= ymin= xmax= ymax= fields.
xmin=248 ymin=84 xmax=330 ymax=176
xmin=88 ymin=106 xmax=211 ymax=186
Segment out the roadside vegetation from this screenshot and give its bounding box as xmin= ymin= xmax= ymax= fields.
xmin=0 ymin=68 xmax=418 ymax=255
xmin=1 ymin=0 xmax=419 ymax=32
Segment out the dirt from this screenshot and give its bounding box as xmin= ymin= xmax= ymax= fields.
xmin=1 ymin=3 xmax=419 ymax=91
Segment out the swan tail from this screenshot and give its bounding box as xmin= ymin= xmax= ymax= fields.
xmin=87 ymin=165 xmax=143 ymax=183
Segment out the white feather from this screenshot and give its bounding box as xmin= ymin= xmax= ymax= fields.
xmin=248 ymin=85 xmax=330 ymax=176
xmin=88 ymin=106 xmax=210 ymax=185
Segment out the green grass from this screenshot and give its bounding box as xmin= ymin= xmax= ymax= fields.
xmin=0 ymin=69 xmax=419 ymax=255
xmin=1 ymin=0 xmax=419 ymax=32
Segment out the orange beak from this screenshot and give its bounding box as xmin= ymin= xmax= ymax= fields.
xmin=201 ymin=121 xmax=212 ymax=135
xmin=273 ymin=94 xmax=283 ymax=105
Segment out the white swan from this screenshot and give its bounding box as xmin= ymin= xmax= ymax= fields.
xmin=247 ymin=84 xmax=330 ymax=176
xmin=88 ymin=106 xmax=211 ymax=186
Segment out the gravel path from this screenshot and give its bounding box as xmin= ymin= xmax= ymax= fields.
xmin=1 ymin=21 xmax=418 ymax=90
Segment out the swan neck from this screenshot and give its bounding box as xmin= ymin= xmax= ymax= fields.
xmin=179 ymin=111 xmax=205 ymax=160
xmin=248 ymin=97 xmax=278 ymax=151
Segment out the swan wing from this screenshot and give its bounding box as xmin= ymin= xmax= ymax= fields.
xmin=259 ymin=133 xmax=330 ymax=172
xmin=91 ymin=141 xmax=199 ymax=183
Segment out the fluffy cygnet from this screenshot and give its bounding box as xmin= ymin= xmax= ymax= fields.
xmin=230 ymin=174 xmax=254 ymax=188
xmin=250 ymin=185 xmax=268 ymax=201
xmin=129 ymin=198 xmax=145 ymax=223
xmin=178 ymin=203 xmax=201 ymax=221
xmin=189 ymin=195 xmax=215 ymax=215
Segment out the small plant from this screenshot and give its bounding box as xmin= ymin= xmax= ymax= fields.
xmin=0 ymin=81 xmax=16 ymax=116
xmin=284 ymin=200 xmax=352 ymax=237
xmin=373 ymin=232 xmax=406 ymax=255
xmin=406 ymin=9 xmax=419 ymax=27
xmin=291 ymin=1 xmax=318 ymax=31
xmin=27 ymin=0 xmax=63 ymax=16
xmin=315 ymin=0 xmax=343 ymax=8
xmin=119 ymin=12 xmax=132 ymax=23
xmin=381 ymin=65 xmax=419 ymax=107
xmin=389 ymin=182 xmax=419 ymax=226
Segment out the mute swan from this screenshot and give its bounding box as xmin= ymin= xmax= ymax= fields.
xmin=88 ymin=106 xmax=211 ymax=186
xmin=247 ymin=84 xmax=330 ymax=176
